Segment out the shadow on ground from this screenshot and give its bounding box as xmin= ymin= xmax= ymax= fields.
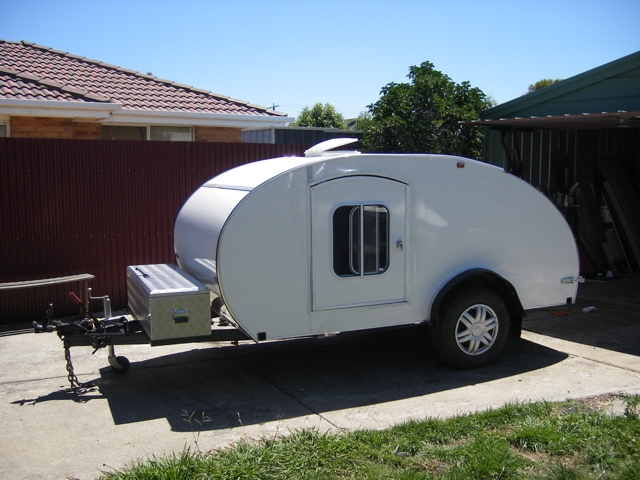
xmin=9 ymin=276 xmax=639 ymax=432
xmin=524 ymin=276 xmax=640 ymax=357
xmin=81 ymin=327 xmax=568 ymax=432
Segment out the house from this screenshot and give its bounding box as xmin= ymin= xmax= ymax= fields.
xmin=470 ymin=51 xmax=640 ymax=275
xmin=0 ymin=40 xmax=292 ymax=142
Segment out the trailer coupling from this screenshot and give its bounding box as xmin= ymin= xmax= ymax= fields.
xmin=33 ymin=292 xmax=148 ymax=393
xmin=33 ymin=288 xmax=250 ymax=393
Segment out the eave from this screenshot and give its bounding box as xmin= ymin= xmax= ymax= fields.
xmin=463 ymin=110 xmax=640 ymax=130
xmin=110 ymin=108 xmax=293 ymax=128
xmin=0 ymin=99 xmax=121 ymax=119
xmin=0 ymin=99 xmax=293 ymax=127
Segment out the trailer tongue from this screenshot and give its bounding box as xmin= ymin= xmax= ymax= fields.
xmin=52 ymin=284 xmax=250 ymax=392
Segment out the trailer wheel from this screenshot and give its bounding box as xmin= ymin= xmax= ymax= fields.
xmin=110 ymin=356 xmax=130 ymax=375
xmin=432 ymin=289 xmax=509 ymax=368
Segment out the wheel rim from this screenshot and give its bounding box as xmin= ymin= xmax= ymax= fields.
xmin=454 ymin=303 xmax=499 ymax=355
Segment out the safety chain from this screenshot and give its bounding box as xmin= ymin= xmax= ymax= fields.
xmin=63 ymin=339 xmax=95 ymax=394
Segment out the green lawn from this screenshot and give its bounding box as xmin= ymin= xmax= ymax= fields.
xmin=102 ymin=394 xmax=640 ymax=479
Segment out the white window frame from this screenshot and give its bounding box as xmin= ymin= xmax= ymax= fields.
xmin=333 ymin=203 xmax=390 ymax=277
xmin=101 ymin=124 xmax=193 ymax=141
xmin=0 ymin=119 xmax=9 ymax=137
xmin=149 ymin=125 xmax=193 ymax=142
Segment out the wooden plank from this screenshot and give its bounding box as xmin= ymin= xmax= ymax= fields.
xmin=578 ymin=183 xmax=608 ymax=271
xmin=598 ymin=157 xmax=640 ymax=270
xmin=0 ymin=273 xmax=95 ymax=290
xmin=603 ymin=181 xmax=640 ymax=270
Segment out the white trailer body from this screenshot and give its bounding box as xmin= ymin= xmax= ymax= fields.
xmin=172 ymin=139 xmax=580 ymax=367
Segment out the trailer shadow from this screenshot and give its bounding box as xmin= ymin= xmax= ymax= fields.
xmin=522 ymin=277 xmax=640 ymax=357
xmin=92 ymin=327 xmax=568 ymax=432
xmin=524 ymin=309 xmax=640 ymax=357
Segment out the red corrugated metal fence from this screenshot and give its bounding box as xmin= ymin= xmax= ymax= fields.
xmin=0 ymin=138 xmax=307 ymax=324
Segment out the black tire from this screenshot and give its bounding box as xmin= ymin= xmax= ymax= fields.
xmin=111 ymin=356 xmax=130 ymax=375
xmin=431 ymin=289 xmax=510 ymax=368
xmin=211 ymin=296 xmax=224 ymax=317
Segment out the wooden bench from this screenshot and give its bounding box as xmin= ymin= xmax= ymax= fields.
xmin=0 ymin=274 xmax=95 ymax=327
xmin=0 ymin=273 xmax=95 ymax=291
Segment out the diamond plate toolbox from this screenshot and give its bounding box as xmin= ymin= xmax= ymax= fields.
xmin=127 ymin=264 xmax=211 ymax=341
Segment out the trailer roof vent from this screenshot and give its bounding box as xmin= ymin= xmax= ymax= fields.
xmin=304 ymin=138 xmax=360 ymax=157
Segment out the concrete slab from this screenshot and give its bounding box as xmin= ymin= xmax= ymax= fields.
xmin=0 ymin=276 xmax=638 ymax=479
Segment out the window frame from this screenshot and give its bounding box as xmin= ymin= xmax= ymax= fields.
xmin=101 ymin=124 xmax=193 ymax=141
xmin=149 ymin=125 xmax=193 ymax=142
xmin=333 ymin=203 xmax=390 ymax=277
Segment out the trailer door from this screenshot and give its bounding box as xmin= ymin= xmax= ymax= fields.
xmin=311 ymin=176 xmax=408 ymax=310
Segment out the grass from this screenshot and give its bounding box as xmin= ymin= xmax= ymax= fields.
xmin=101 ymin=394 xmax=640 ymax=479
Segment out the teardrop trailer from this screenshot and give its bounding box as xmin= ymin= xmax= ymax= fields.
xmin=54 ymin=138 xmax=582 ymax=381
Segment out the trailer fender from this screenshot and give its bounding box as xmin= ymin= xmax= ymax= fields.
xmin=429 ymin=269 xmax=524 ymax=338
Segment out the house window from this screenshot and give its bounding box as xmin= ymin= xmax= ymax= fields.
xmin=150 ymin=126 xmax=192 ymax=141
xmin=0 ymin=124 xmax=7 ymax=137
xmin=102 ymin=126 xmax=146 ymax=140
xmin=101 ymin=125 xmax=193 ymax=141
xmin=333 ymin=204 xmax=389 ymax=277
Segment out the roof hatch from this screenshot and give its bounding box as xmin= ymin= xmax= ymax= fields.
xmin=304 ymin=138 xmax=360 ymax=157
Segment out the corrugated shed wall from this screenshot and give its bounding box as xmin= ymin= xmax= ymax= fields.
xmin=484 ymin=128 xmax=638 ymax=193
xmin=483 ymin=127 xmax=640 ymax=273
xmin=0 ymin=139 xmax=307 ymax=324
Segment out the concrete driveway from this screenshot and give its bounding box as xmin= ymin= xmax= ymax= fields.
xmin=1 ymin=276 xmax=639 ymax=479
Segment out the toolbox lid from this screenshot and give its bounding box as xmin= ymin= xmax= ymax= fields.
xmin=127 ymin=264 xmax=208 ymax=295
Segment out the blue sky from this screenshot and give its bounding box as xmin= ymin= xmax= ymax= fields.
xmin=2 ymin=0 xmax=639 ymax=120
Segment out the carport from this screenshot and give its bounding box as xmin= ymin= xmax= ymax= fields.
xmin=468 ymin=51 xmax=640 ymax=276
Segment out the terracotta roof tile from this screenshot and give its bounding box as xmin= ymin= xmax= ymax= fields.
xmin=0 ymin=40 xmax=286 ymax=117
xmin=0 ymin=72 xmax=85 ymax=102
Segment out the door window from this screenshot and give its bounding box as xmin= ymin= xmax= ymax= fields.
xmin=333 ymin=205 xmax=389 ymax=276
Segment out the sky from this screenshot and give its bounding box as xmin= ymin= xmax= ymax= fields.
xmin=2 ymin=0 xmax=639 ymax=120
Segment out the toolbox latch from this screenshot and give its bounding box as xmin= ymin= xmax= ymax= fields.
xmin=172 ymin=308 xmax=190 ymax=323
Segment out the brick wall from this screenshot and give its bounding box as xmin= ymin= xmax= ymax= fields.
xmin=73 ymin=121 xmax=102 ymax=140
xmin=195 ymin=126 xmax=242 ymax=142
xmin=10 ymin=116 xmax=102 ymax=140
xmin=11 ymin=116 xmax=75 ymax=139
xmin=10 ymin=117 xmax=243 ymax=142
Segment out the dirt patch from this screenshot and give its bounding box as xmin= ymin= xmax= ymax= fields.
xmin=555 ymin=393 xmax=629 ymax=416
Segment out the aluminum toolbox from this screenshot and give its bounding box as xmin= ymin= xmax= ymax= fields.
xmin=127 ymin=264 xmax=211 ymax=341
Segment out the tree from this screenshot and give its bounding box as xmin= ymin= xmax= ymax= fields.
xmin=353 ymin=110 xmax=373 ymax=131
xmin=290 ymin=102 xmax=348 ymax=129
xmin=526 ymin=78 xmax=562 ymax=94
xmin=361 ymin=62 xmax=490 ymax=158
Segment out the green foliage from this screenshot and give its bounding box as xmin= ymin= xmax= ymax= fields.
xmin=526 ymin=78 xmax=563 ymax=94
xmin=102 ymin=396 xmax=640 ymax=480
xmin=443 ymin=434 xmax=532 ymax=479
xmin=290 ymin=102 xmax=348 ymax=129
xmin=361 ymin=61 xmax=491 ymax=158
xmin=485 ymin=95 xmax=498 ymax=108
xmin=353 ymin=110 xmax=373 ymax=131
xmin=622 ymin=392 xmax=640 ymax=420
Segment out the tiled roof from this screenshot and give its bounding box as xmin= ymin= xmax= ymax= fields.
xmin=0 ymin=40 xmax=286 ymax=117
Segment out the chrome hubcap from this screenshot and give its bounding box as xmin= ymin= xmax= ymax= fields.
xmin=455 ymin=304 xmax=499 ymax=355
